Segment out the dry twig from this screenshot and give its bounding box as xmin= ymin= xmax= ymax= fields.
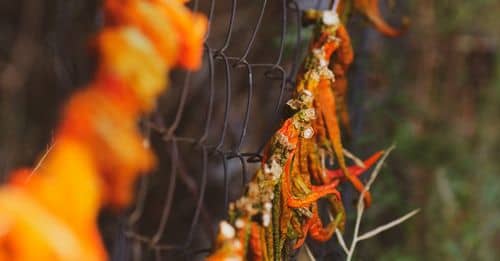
xmin=333 ymin=146 xmax=420 ymax=261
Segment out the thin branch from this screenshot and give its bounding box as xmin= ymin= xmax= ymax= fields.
xmin=357 ymin=209 xmax=420 ymax=241
xmin=26 ymin=142 xmax=56 ymax=181
xmin=304 ymin=244 xmax=316 ymax=261
xmin=332 ymin=145 xmax=419 ymax=260
xmin=354 ymin=147 xmax=394 ymax=227
xmin=358 ymin=145 xmax=396 ymax=213
xmin=348 ymin=200 xmax=364 ymax=259
xmin=335 ymin=228 xmax=349 ymax=254
xmin=365 ymin=145 xmax=396 ymax=191
xmin=342 ymin=145 xmax=397 ymax=261
xmin=343 ymin=148 xmax=365 ymax=168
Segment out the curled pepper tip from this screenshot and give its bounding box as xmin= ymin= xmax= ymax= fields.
xmin=355 ymin=0 xmax=408 ymax=37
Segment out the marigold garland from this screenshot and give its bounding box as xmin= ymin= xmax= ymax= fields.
xmin=0 ymin=0 xmax=206 ymax=260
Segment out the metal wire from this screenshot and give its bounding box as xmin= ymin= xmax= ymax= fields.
xmin=117 ymin=1 xmax=332 ymax=260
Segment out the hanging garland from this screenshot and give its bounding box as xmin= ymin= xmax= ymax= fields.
xmin=0 ymin=1 xmax=206 ymax=260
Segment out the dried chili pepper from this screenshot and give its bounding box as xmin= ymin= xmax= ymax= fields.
xmin=353 ymin=0 xmax=407 ymax=37
xmin=210 ymin=2 xmax=405 ymax=258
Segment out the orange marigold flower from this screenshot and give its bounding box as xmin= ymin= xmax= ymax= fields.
xmin=153 ymin=0 xmax=207 ymax=69
xmin=97 ymin=27 xmax=167 ymax=112
xmin=0 ymin=187 xmax=93 ymax=260
xmin=105 ymin=0 xmax=207 ymax=70
xmin=0 ymin=139 xmax=106 ymax=261
xmin=104 ymin=0 xmax=180 ymax=68
xmin=58 ymin=87 xmax=155 ymax=207
xmin=8 ymin=139 xmax=101 ymax=234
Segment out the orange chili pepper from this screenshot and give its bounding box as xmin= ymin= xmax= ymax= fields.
xmin=316 ymin=78 xmax=372 ymax=207
xmin=325 ymin=151 xmax=384 ymax=182
xmin=353 ymin=0 xmax=407 ymax=37
xmin=249 ymin=222 xmax=264 ymax=261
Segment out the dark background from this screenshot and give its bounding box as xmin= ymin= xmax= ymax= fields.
xmin=0 ymin=0 xmax=499 ymax=260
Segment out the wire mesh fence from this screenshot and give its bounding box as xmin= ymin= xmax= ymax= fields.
xmin=113 ymin=0 xmax=345 ymax=260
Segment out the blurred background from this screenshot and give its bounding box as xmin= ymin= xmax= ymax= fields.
xmin=0 ymin=0 xmax=499 ymax=260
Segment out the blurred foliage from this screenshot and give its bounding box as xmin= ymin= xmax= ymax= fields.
xmin=344 ymin=0 xmax=500 ymax=260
